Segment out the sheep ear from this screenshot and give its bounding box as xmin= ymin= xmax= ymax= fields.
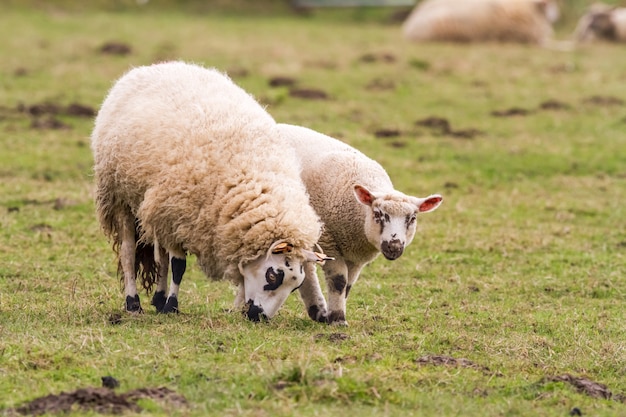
xmin=414 ymin=194 xmax=443 ymax=213
xmin=302 ymin=248 xmax=334 ymax=265
xmin=353 ymin=185 xmax=376 ymax=206
xmin=270 ymin=241 xmax=294 ymax=254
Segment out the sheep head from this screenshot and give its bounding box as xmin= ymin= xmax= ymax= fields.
xmin=354 ymin=185 xmax=443 ymax=261
xmin=237 ymin=240 xmax=330 ymax=321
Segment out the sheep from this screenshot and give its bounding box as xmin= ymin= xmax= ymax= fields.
xmin=278 ymin=124 xmax=443 ymax=325
xmin=402 ymin=0 xmax=560 ymax=45
xmin=91 ymin=61 xmax=329 ymax=321
xmin=574 ymin=3 xmax=626 ymax=43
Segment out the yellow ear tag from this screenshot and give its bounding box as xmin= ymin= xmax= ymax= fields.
xmin=272 ymin=242 xmax=293 ymax=254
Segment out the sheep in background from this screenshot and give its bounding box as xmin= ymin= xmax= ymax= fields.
xmin=279 ymin=124 xmax=443 ymax=325
xmin=402 ymin=0 xmax=560 ymax=44
xmin=91 ymin=62 xmax=328 ymax=321
xmin=574 ymin=3 xmax=626 ymax=42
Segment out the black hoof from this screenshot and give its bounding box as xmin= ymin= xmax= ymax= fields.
xmin=151 ymin=290 xmax=167 ymax=312
xmin=125 ymin=295 xmax=142 ymax=313
xmin=160 ymin=296 xmax=179 ymax=314
xmin=308 ymin=305 xmax=328 ymax=323
xmin=327 ymin=310 xmax=347 ymax=326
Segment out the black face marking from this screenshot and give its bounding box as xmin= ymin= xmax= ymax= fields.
xmin=330 ymin=274 xmax=347 ymax=294
xmin=285 ymin=259 xmax=290 ymax=268
xmin=245 ymin=299 xmax=267 ymax=322
xmin=171 ymin=257 xmax=186 ymax=286
xmin=374 ymin=209 xmax=389 ymax=234
xmin=381 ymin=239 xmax=404 ymax=260
xmin=263 ymin=267 xmax=285 ymax=291
xmin=125 ymin=294 xmax=142 ymax=312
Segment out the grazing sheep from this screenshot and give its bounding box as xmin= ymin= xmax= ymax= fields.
xmin=279 ymin=124 xmax=443 ymax=325
xmin=91 ymin=61 xmax=328 ymax=321
xmin=402 ymin=0 xmax=560 ymax=44
xmin=574 ymin=3 xmax=626 ymax=43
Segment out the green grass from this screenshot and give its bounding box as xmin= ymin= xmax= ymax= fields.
xmin=1 ymin=2 xmax=625 ymax=416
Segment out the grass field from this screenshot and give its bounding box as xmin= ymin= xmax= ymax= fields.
xmin=0 ymin=2 xmax=625 ymax=416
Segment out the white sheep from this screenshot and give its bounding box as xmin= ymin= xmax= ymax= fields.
xmin=402 ymin=0 xmax=559 ymax=44
xmin=91 ymin=62 xmax=328 ymax=321
xmin=574 ymin=3 xmax=626 ymax=43
xmin=279 ymin=124 xmax=443 ymax=325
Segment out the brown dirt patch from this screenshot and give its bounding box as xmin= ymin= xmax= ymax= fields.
xmin=13 ymin=386 xmax=186 ymax=416
xmin=416 ymin=116 xmax=450 ymax=131
xmin=99 ymin=41 xmax=132 ymax=55
xmin=374 ymin=128 xmax=401 ymax=138
xmin=315 ymin=332 xmax=349 ymax=343
xmin=491 ymin=107 xmax=532 ymax=117
xmin=268 ymin=76 xmax=297 ymax=87
xmin=289 ymin=87 xmax=329 ymax=100
xmin=359 ymin=52 xmax=396 ymax=63
xmin=448 ymin=128 xmax=482 ymax=139
xmin=415 ymin=116 xmax=482 ymax=139
xmin=65 ymin=103 xmax=96 ymax=117
xmin=20 ymin=102 xmax=95 ymax=118
xmin=546 ymin=374 xmax=626 ymax=401
xmin=539 ymin=100 xmax=570 ymax=110
xmin=388 ymin=141 xmax=407 ymax=148
xmin=30 ymin=117 xmax=70 ymax=130
xmin=416 ymin=355 xmax=499 ymax=376
xmin=582 ymin=95 xmax=624 ymax=107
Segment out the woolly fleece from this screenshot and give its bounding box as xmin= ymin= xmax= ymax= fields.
xmin=91 ymin=62 xmax=321 ymax=283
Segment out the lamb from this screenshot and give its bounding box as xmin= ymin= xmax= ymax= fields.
xmin=279 ymin=124 xmax=443 ymax=325
xmin=402 ymin=0 xmax=560 ymax=44
xmin=91 ymin=61 xmax=329 ymax=321
xmin=574 ymin=3 xmax=626 ymax=43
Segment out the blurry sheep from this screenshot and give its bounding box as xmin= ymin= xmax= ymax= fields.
xmin=574 ymin=3 xmax=626 ymax=42
xmin=402 ymin=0 xmax=560 ymax=44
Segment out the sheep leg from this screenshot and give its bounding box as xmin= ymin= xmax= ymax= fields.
xmin=323 ymin=260 xmax=349 ymax=326
xmin=151 ymin=246 xmax=169 ymax=312
xmin=298 ymin=262 xmax=328 ymax=323
xmin=120 ymin=214 xmax=142 ymax=313
xmin=160 ymin=256 xmax=186 ymax=313
xmin=345 ymin=263 xmax=364 ymax=301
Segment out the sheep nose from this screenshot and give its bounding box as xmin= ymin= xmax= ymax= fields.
xmin=381 ymin=239 xmax=404 ymax=260
xmin=245 ymin=301 xmax=268 ymax=322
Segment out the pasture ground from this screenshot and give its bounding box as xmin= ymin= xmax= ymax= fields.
xmin=0 ymin=2 xmax=625 ymax=416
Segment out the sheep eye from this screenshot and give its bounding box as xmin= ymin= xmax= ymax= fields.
xmin=263 ymin=267 xmax=285 ymax=291
xmin=407 ymin=214 xmax=417 ymax=226
xmin=285 ymin=259 xmax=290 ymax=268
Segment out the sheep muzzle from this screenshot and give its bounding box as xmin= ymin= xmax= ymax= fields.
xmin=381 ymin=239 xmax=404 ymax=260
